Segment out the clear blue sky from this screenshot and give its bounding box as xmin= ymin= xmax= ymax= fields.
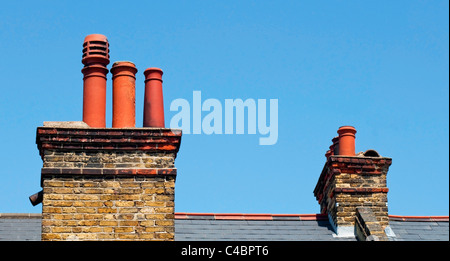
xmin=0 ymin=1 xmax=448 ymax=216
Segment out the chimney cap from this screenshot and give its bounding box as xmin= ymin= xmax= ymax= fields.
xmin=337 ymin=126 xmax=357 ymax=135
xmin=82 ymin=34 xmax=110 ymax=66
xmin=112 ymin=61 xmax=136 ymax=67
xmin=144 ymin=67 xmax=163 ymax=75
xmin=111 ymin=61 xmax=138 ymax=73
xmin=144 ymin=68 xmax=164 ymax=82
xmin=111 ymin=61 xmax=138 ymax=80
xmin=83 ymin=34 xmax=108 ymax=43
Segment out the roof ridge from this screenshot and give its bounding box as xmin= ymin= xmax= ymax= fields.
xmin=388 ymin=215 xmax=449 ymax=222
xmin=174 ymin=213 xmax=329 ymax=221
xmin=174 ymin=213 xmax=449 ymax=221
xmin=1 ymin=213 xmax=448 ymax=222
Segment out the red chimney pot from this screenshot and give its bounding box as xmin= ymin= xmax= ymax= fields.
xmin=337 ymin=126 xmax=357 ymax=156
xmin=81 ymin=34 xmax=110 ymax=128
xmin=111 ymin=61 xmax=138 ymax=128
xmin=143 ymin=68 xmax=165 ymax=128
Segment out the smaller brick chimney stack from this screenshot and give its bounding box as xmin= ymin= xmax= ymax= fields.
xmin=143 ymin=68 xmax=165 ymax=127
xmin=81 ymin=34 xmax=110 ymax=128
xmin=314 ymin=126 xmax=393 ymax=240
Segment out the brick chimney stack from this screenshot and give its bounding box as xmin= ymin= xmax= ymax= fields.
xmin=34 ymin=35 xmax=182 ymax=241
xmin=314 ymin=126 xmax=393 ymax=240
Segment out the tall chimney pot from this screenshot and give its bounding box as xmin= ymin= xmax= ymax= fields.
xmin=143 ymin=67 xmax=165 ymax=127
xmin=337 ymin=126 xmax=357 ymax=156
xmin=111 ymin=61 xmax=138 ymax=128
xmin=81 ymin=34 xmax=110 ymax=127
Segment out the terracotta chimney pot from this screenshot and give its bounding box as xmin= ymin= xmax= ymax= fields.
xmin=337 ymin=126 xmax=357 ymax=156
xmin=111 ymin=61 xmax=138 ymax=128
xmin=81 ymin=34 xmax=110 ymax=128
xmin=143 ymin=68 xmax=165 ymax=127
xmin=331 ymin=136 xmax=339 ymax=155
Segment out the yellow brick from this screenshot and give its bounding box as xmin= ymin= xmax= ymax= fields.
xmin=75 ymin=233 xmax=98 ymax=240
xmin=102 ymin=227 xmax=114 ymax=233
xmin=155 ymin=232 xmax=174 ymax=239
xmin=72 ymin=201 xmax=84 ymax=207
xmin=73 ymin=214 xmax=84 ymax=219
xmin=125 ymin=195 xmax=142 ymax=201
xmin=120 ymin=182 xmax=140 ymax=188
xmin=144 ymin=227 xmax=165 ymax=233
xmin=78 ymin=220 xmax=99 ymax=226
xmin=82 ymin=227 xmax=103 ymax=233
xmin=117 ymin=214 xmax=134 ymax=220
xmin=100 ymin=221 xmax=118 ymax=226
xmin=53 ymin=214 xmax=74 ymax=220
xmin=42 ymin=207 xmax=62 ymax=214
xmin=83 ymin=214 xmax=103 ymax=220
xmin=118 ymin=208 xmax=138 ymax=213
xmin=64 ymin=182 xmax=77 ymax=187
xmin=51 ymin=201 xmax=74 ymax=207
xmin=81 ymin=182 xmax=98 ymax=188
xmin=61 ymin=207 xmax=77 ymax=213
xmin=119 ymin=221 xmax=139 ymax=226
xmin=72 ymin=227 xmax=82 ymax=233
xmin=144 ymin=188 xmax=165 ymax=194
xmin=51 ymin=227 xmax=72 ymax=233
xmin=154 ymin=207 xmax=173 ymax=214
xmin=139 ymin=233 xmax=155 ymax=239
xmin=45 ymin=194 xmax=63 ymax=200
xmin=62 ymin=194 xmax=80 ymax=200
xmin=139 ymin=220 xmax=155 ymax=227
xmin=52 ymin=188 xmax=74 ymax=194
xmin=115 ymin=201 xmax=135 ymax=207
xmin=42 ymin=233 xmax=62 ymax=241
xmin=98 ymin=207 xmax=117 ymax=213
xmin=76 ymin=207 xmax=97 ymax=214
xmin=117 ymin=233 xmax=139 ymax=240
xmin=115 ymin=227 xmax=134 ymax=233
xmin=45 ymin=181 xmax=64 ymax=187
xmin=79 ymin=194 xmax=101 ymax=200
xmin=156 ymin=220 xmax=173 ymax=226
xmin=103 ymin=214 xmax=115 ymax=219
xmin=83 ymin=188 xmax=103 ymax=194
xmin=63 ymin=220 xmax=78 ymax=226
xmin=84 ymin=201 xmax=103 ymax=207
xmin=144 ymin=201 xmax=165 ymax=207
xmin=144 ymin=214 xmax=165 ymax=220
xmin=98 ymin=233 xmax=115 ymax=240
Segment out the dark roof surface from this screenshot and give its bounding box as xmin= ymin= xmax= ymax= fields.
xmin=0 ymin=214 xmax=41 ymax=241
xmin=0 ymin=213 xmax=448 ymax=241
xmin=175 ymin=219 xmax=354 ymax=241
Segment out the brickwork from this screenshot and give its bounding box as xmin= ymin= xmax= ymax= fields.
xmin=36 ymin=126 xmax=181 ymax=241
xmin=42 ymin=151 xmax=175 ymax=169
xmin=355 ymin=207 xmax=388 ymax=241
xmin=41 ymin=175 xmax=175 ymax=240
xmin=314 ymin=155 xmax=392 ymax=235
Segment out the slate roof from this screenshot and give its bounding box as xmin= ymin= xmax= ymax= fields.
xmin=174 ymin=215 xmax=354 ymax=241
xmin=388 ymin=216 xmax=449 ymax=241
xmin=0 ymin=214 xmax=41 ymax=241
xmin=0 ymin=213 xmax=448 ymax=241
